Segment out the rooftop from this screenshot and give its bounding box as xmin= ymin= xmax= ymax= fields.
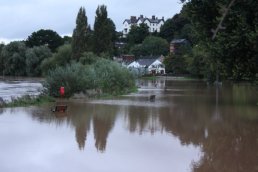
xmin=136 ymin=56 xmax=161 ymax=66
xmin=170 ymin=39 xmax=187 ymax=44
xmin=123 ymin=15 xmax=164 ymax=24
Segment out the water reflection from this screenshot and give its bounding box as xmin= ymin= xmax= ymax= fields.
xmin=1 ymin=78 xmax=258 ymax=172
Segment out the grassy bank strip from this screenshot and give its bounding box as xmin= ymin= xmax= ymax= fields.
xmin=2 ymin=86 xmax=138 ymax=108
xmin=2 ymin=95 xmax=55 ymax=108
xmin=141 ymin=75 xmax=204 ymax=81
xmin=89 ymin=86 xmax=138 ymax=99
xmin=141 ymin=76 xmax=157 ymax=80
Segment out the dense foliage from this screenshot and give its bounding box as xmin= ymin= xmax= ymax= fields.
xmin=26 ymin=29 xmax=64 ymax=52
xmin=130 ymin=36 xmax=169 ymax=56
xmin=79 ymin=52 xmax=99 ymax=65
xmin=45 ymin=59 xmax=135 ymax=97
xmin=25 ymin=46 xmax=52 ymax=76
xmin=1 ymin=41 xmax=27 ymax=76
xmin=93 ymin=5 xmax=116 ymax=56
xmin=159 ymin=13 xmax=191 ymax=43
xmin=71 ymin=7 xmax=90 ymax=60
xmin=0 ymin=43 xmax=5 ymax=74
xmin=127 ymin=23 xmax=150 ymax=45
xmin=0 ymin=41 xmax=52 ymax=76
xmin=40 ymin=44 xmax=72 ymax=75
xmin=162 ymin=0 xmax=258 ymax=82
xmin=93 ymin=59 xmax=135 ymax=95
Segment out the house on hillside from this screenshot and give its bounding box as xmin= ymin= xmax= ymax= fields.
xmin=127 ymin=56 xmax=165 ymax=75
xmin=170 ymin=39 xmax=190 ymax=54
xmin=123 ymin=15 xmax=164 ymax=37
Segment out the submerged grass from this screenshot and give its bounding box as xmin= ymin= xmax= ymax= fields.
xmin=4 ymin=94 xmax=55 ymax=108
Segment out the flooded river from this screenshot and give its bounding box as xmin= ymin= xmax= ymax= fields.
xmin=0 ymin=77 xmax=257 ymax=172
xmin=0 ymin=78 xmax=43 ymax=101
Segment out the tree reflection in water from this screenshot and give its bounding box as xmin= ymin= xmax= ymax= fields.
xmin=27 ymin=79 xmax=258 ymax=171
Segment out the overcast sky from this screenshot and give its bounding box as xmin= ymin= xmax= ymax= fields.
xmin=0 ymin=0 xmax=183 ymax=43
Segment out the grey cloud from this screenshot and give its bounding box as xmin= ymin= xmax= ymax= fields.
xmin=0 ymin=0 xmax=182 ymax=42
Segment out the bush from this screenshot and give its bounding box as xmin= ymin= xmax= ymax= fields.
xmin=44 ymin=59 xmax=136 ymax=97
xmin=41 ymin=44 xmax=72 ymax=75
xmin=93 ymin=59 xmax=136 ymax=95
xmin=44 ymin=63 xmax=90 ymax=97
xmin=79 ymin=52 xmax=99 ymax=65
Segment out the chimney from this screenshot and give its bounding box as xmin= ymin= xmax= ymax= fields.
xmin=152 ymin=15 xmax=155 ymax=20
xmin=140 ymin=15 xmax=143 ymax=19
xmin=162 ymin=16 xmax=164 ymax=20
xmin=130 ymin=16 xmax=137 ymax=23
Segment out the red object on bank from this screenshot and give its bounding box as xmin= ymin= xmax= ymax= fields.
xmin=60 ymin=87 xmax=65 ymax=97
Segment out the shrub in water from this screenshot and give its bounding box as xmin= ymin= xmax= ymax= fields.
xmin=44 ymin=63 xmax=93 ymax=97
xmin=94 ymin=59 xmax=135 ymax=95
xmin=44 ymin=59 xmax=135 ymax=98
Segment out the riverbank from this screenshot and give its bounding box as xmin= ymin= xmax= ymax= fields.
xmin=1 ymin=85 xmax=138 ymax=108
xmin=141 ymin=75 xmax=203 ymax=81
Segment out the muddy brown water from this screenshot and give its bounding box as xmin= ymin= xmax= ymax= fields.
xmin=0 ymin=78 xmax=257 ymax=172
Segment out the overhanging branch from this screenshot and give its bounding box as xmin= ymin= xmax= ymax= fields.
xmin=212 ymin=0 xmax=236 ymax=40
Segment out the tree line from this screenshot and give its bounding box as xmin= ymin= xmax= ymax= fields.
xmin=118 ymin=0 xmax=258 ymax=82
xmin=161 ymin=0 xmax=258 ymax=82
xmin=0 ymin=1 xmax=257 ymax=83
xmin=0 ymin=5 xmax=135 ymax=97
xmin=0 ymin=5 xmax=117 ymax=77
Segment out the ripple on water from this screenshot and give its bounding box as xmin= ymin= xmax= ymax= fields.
xmin=0 ymin=80 xmax=43 ymax=101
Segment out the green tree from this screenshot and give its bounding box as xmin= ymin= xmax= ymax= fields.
xmin=93 ymin=5 xmax=116 ymax=56
xmin=26 ymin=29 xmax=64 ymax=52
xmin=40 ymin=44 xmax=72 ymax=75
xmin=1 ymin=41 xmax=27 ymax=76
xmin=141 ymin=36 xmax=169 ymax=56
xmin=130 ymin=44 xmax=148 ymax=57
xmin=63 ymin=36 xmax=72 ymax=44
xmin=71 ymin=7 xmax=90 ymax=60
xmin=159 ymin=10 xmax=191 ymax=43
xmin=25 ymin=46 xmax=52 ymax=76
xmin=180 ymin=0 xmax=258 ymax=81
xmin=164 ymin=45 xmax=191 ymax=75
xmin=187 ymin=44 xmax=208 ymax=78
xmin=159 ymin=18 xmax=174 ymax=42
xmin=130 ymin=36 xmax=169 ymax=57
xmin=79 ymin=52 xmax=99 ymax=65
xmin=0 ymin=43 xmax=5 ymax=74
xmin=127 ymin=23 xmax=149 ymax=45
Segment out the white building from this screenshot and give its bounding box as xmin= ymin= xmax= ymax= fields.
xmin=127 ymin=56 xmax=166 ymax=75
xmin=123 ymin=15 xmax=165 ymax=37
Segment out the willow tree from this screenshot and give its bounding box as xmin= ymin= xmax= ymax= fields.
xmin=72 ymin=7 xmax=89 ymax=60
xmin=93 ymin=5 xmax=116 ymax=56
